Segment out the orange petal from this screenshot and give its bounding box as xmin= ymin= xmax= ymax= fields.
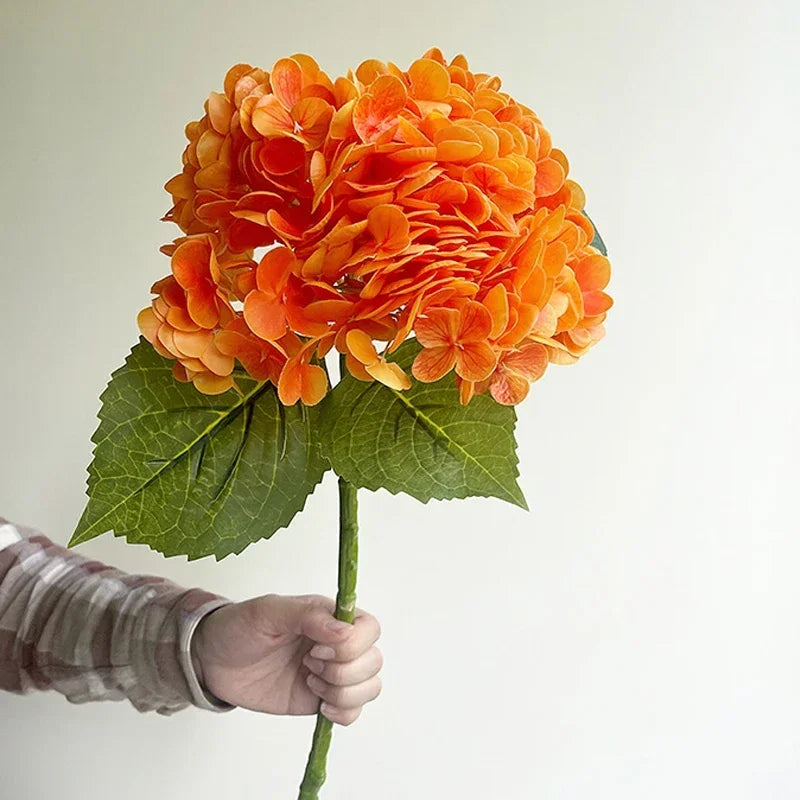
xmin=196 ymin=129 xmax=224 ymax=168
xmin=345 ymin=351 xmax=374 ymax=382
xmin=534 ymin=158 xmax=566 ymax=196
xmin=436 ymin=139 xmax=483 ymax=162
xmin=243 ymin=291 xmax=286 ymax=340
xmin=164 ymin=172 xmax=194 ymax=200
xmin=482 ymin=284 xmax=509 ymax=339
xmin=458 ymin=299 xmax=493 ymax=342
xmin=574 ymin=254 xmax=611 ymax=291
xmin=171 ymin=238 xmax=209 ymax=289
xmin=207 ymin=91 xmax=232 ymax=135
xmin=271 ymin=57 xmax=303 ymax=110
xmin=455 ymin=341 xmax=497 ymax=382
xmin=366 ymin=360 xmax=411 ymax=391
xmin=408 ymin=58 xmax=450 ymax=101
xmin=300 ymin=364 xmax=328 ymax=405
xmin=259 ymin=136 xmax=305 ymax=175
xmin=582 ymin=290 xmax=613 ymax=315
xmin=304 ymin=299 xmax=353 ymax=323
xmin=367 ymin=204 xmax=410 ymax=253
xmin=252 ymin=95 xmax=294 ymax=137
xmin=346 ymin=328 xmax=379 ymax=365
xmin=411 ymin=345 xmax=456 ymax=382
xmin=292 ymin=97 xmax=334 ymax=149
xmin=490 ymin=371 xmax=530 ymax=405
xmin=543 ymin=241 xmax=569 ymax=278
xmin=173 ymin=329 xmax=213 ymax=359
xmin=458 ymin=377 xmax=476 ymax=405
xmin=186 ymin=291 xmax=219 ymax=329
xmin=355 ymin=59 xmax=388 ymax=85
xmin=193 ymin=372 xmax=236 ymax=395
xmin=200 ymin=339 xmax=235 ymax=376
xmin=352 ymin=75 xmax=407 ymax=143
xmin=277 ymin=359 xmax=303 ymax=404
xmin=503 ymin=342 xmax=548 ymax=381
xmin=194 ymin=162 xmax=231 ymax=191
xmin=137 ymin=307 xmax=160 ymax=343
xmin=172 ymin=361 xmax=191 ymax=383
xmin=257 ymin=246 xmax=296 ymax=292
xmin=414 ymin=306 xmax=459 ymax=347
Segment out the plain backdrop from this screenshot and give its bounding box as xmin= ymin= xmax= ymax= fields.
xmin=1 ymin=1 xmax=798 ymax=798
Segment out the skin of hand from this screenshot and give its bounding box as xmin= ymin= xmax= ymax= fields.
xmin=190 ymin=593 xmax=383 ymax=726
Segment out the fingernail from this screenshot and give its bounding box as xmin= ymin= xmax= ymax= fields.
xmin=306 ymin=674 xmax=324 ymax=693
xmin=326 ymin=620 xmax=351 ymax=633
xmin=310 ymin=645 xmax=336 ymax=660
xmin=304 ymin=656 xmax=324 ymax=675
xmin=320 ymin=702 xmax=336 ymax=717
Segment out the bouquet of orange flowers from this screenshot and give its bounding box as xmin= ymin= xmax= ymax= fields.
xmin=72 ymin=47 xmax=612 ymax=798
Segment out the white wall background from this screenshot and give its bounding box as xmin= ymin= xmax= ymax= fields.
xmin=1 ymin=1 xmax=797 ymax=797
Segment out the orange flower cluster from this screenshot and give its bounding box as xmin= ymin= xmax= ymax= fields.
xmin=138 ymin=48 xmax=612 ymax=405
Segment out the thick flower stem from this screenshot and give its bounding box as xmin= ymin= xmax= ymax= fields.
xmin=298 ymin=475 xmax=359 ymax=800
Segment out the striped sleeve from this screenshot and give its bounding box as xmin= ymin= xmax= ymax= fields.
xmin=0 ymin=517 xmax=234 ymax=715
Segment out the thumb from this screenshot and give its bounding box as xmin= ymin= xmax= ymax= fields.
xmin=259 ymin=594 xmax=353 ymax=645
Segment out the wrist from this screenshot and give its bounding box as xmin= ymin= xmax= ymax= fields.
xmin=183 ymin=602 xmax=235 ymax=711
xmin=190 ymin=615 xmax=208 ymax=693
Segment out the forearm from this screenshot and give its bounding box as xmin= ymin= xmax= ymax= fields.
xmin=0 ymin=518 xmax=232 ymax=715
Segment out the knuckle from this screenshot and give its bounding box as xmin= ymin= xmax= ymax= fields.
xmin=373 ymin=647 xmax=384 ymax=672
xmin=339 ymin=642 xmax=362 ymax=662
xmin=325 ymin=662 xmax=347 ymax=685
xmin=326 ymin=686 xmax=346 ymax=706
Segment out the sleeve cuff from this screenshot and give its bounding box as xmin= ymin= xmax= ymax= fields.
xmin=179 ymin=599 xmax=236 ymax=712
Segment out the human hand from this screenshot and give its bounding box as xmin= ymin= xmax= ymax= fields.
xmin=190 ymin=594 xmax=382 ymax=725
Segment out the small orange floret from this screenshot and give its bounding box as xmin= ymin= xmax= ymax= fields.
xmin=412 ymin=301 xmax=497 ymax=383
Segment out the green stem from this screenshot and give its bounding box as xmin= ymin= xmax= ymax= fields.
xmin=298 ymin=474 xmax=359 ymax=799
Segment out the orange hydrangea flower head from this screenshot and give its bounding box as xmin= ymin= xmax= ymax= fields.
xmin=139 ymin=48 xmax=612 ymax=405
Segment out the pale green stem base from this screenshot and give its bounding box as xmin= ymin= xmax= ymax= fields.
xmin=297 ymin=475 xmax=359 ymax=799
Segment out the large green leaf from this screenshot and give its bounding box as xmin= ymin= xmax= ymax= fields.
xmin=70 ymin=339 xmax=329 ymax=560
xmin=317 ymin=340 xmax=527 ymax=508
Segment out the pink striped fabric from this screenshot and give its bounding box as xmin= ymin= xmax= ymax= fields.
xmin=0 ymin=517 xmax=232 ymax=715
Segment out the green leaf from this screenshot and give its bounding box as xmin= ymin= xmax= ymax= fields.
xmin=317 ymin=340 xmax=527 ymax=509
xmin=70 ymin=339 xmax=329 ymax=560
xmin=583 ymin=210 xmax=608 ymax=256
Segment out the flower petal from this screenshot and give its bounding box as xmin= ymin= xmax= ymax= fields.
xmin=482 ymin=284 xmax=509 ymax=339
xmin=258 ymin=136 xmax=305 ymax=175
xmin=271 ymin=57 xmax=303 ymax=110
xmin=455 ymin=341 xmax=497 ymax=381
xmin=366 ymin=359 xmax=411 ymax=390
xmin=408 ymin=58 xmax=451 ymax=101
xmin=573 ymin=254 xmax=611 ymax=291
xmin=490 ymin=371 xmax=530 ymax=405
xmin=534 ymin=158 xmax=566 ymax=196
xmin=346 ymin=328 xmax=379 ymax=365
xmin=193 ymin=373 xmax=236 ymax=395
xmin=503 ymin=342 xmax=548 ymax=381
xmin=252 ymin=95 xmax=295 ymax=137
xmin=367 ymin=204 xmax=410 ymax=253
xmin=171 ymin=238 xmax=210 ymax=289
xmin=458 ymin=299 xmax=493 ymax=342
xmin=137 ymin=307 xmax=160 ymax=342
xmin=243 ymin=291 xmax=286 ymax=340
xmin=200 ymin=339 xmax=235 ymax=376
xmin=414 ymin=306 xmax=459 ymax=347
xmin=352 ymin=75 xmax=407 ymax=143
xmin=411 ymin=345 xmax=456 ymax=382
xmin=300 ymin=364 xmax=328 ymax=405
